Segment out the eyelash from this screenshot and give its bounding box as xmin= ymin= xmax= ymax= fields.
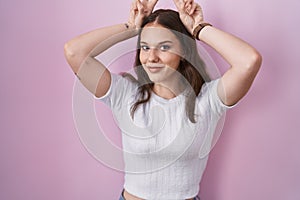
xmin=140 ymin=45 xmax=171 ymax=52
xmin=160 ymin=45 xmax=170 ymax=51
xmin=141 ymin=45 xmax=150 ymax=51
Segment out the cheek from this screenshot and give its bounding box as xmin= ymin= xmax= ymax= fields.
xmin=139 ymin=51 xmax=146 ymax=64
xmin=162 ymin=54 xmax=181 ymax=69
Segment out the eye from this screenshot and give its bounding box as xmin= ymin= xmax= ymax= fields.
xmin=160 ymin=45 xmax=171 ymax=51
xmin=141 ymin=45 xmax=150 ymax=51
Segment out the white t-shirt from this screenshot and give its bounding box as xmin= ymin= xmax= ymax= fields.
xmin=95 ymin=73 xmax=232 ymax=200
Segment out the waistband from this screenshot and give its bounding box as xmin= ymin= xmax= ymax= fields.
xmin=120 ymin=189 xmax=200 ymax=200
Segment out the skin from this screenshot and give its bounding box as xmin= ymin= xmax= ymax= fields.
xmin=64 ymin=0 xmax=262 ymax=199
xmin=172 ymin=0 xmax=262 ymax=106
xmin=139 ymin=23 xmax=185 ymax=99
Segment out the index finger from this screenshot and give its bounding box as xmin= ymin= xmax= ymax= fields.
xmin=173 ymin=0 xmax=185 ymax=11
xmin=149 ymin=0 xmax=159 ymax=5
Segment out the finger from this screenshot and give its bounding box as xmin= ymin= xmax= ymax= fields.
xmin=146 ymin=0 xmax=158 ymax=15
xmin=188 ymin=2 xmax=197 ymax=15
xmin=130 ymin=2 xmax=136 ymax=16
xmin=136 ymin=0 xmax=145 ymax=14
xmin=149 ymin=0 xmax=159 ymax=8
xmin=184 ymin=0 xmax=193 ymax=6
xmin=130 ymin=1 xmax=134 ymax=10
xmin=185 ymin=4 xmax=191 ymax=13
xmin=194 ymin=3 xmax=203 ymax=15
xmin=130 ymin=1 xmax=137 ymax=17
xmin=173 ymin=0 xmax=185 ymax=12
xmin=173 ymin=0 xmax=182 ymax=8
xmin=132 ymin=0 xmax=138 ymax=11
xmin=193 ymin=3 xmax=204 ymax=23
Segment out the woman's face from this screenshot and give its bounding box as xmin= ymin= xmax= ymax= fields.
xmin=139 ymin=23 xmax=183 ymax=84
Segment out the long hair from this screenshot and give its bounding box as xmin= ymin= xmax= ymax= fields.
xmin=124 ymin=9 xmax=211 ymax=123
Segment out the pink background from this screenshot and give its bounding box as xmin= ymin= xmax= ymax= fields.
xmin=1 ymin=0 xmax=299 ymax=199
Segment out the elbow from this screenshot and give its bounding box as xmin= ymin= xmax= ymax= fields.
xmin=64 ymin=41 xmax=85 ymax=72
xmin=64 ymin=42 xmax=77 ymax=72
xmin=64 ymin=41 xmax=76 ymax=61
xmin=252 ymin=50 xmax=262 ymax=70
xmin=245 ymin=50 xmax=262 ymax=75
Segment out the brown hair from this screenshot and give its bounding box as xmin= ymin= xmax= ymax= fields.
xmin=124 ymin=9 xmax=211 ymax=123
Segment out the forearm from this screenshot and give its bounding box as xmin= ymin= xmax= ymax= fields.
xmin=198 ymin=26 xmax=262 ymax=70
xmin=198 ymin=25 xmax=262 ymax=105
xmin=64 ymin=23 xmax=138 ymax=71
xmin=63 ymin=23 xmax=138 ymax=97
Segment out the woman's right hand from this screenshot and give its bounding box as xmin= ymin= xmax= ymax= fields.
xmin=128 ymin=0 xmax=158 ymax=29
xmin=173 ymin=0 xmax=204 ymax=35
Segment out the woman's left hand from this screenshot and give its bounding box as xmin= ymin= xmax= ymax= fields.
xmin=128 ymin=0 xmax=158 ymax=29
xmin=173 ymin=0 xmax=204 ymax=34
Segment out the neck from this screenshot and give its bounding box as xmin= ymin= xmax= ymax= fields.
xmin=152 ymin=79 xmax=184 ymax=100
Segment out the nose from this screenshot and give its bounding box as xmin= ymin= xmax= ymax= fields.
xmin=148 ymin=48 xmax=159 ymax=62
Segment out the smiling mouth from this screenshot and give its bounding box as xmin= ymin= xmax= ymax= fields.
xmin=146 ymin=64 xmax=164 ymax=73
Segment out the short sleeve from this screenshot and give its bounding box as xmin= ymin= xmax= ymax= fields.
xmin=94 ymin=73 xmax=137 ymax=109
xmin=200 ymin=78 xmax=235 ymax=117
xmin=196 ymin=78 xmax=236 ymax=159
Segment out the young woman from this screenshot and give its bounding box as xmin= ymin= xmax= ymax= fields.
xmin=64 ymin=0 xmax=262 ymax=199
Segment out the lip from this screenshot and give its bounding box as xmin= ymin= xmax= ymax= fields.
xmin=146 ymin=64 xmax=164 ymax=73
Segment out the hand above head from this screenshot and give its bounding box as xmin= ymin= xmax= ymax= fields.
xmin=128 ymin=0 xmax=159 ymax=29
xmin=173 ymin=0 xmax=204 ymax=35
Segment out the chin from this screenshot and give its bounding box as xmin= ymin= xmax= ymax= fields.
xmin=147 ymin=75 xmax=164 ymax=83
xmin=148 ymin=73 xmax=177 ymax=85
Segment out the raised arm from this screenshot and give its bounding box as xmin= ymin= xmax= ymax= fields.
xmin=173 ymin=0 xmax=262 ymax=106
xmin=198 ymin=26 xmax=262 ymax=106
xmin=64 ymin=0 xmax=158 ymax=98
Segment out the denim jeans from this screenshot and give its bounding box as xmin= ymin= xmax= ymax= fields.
xmin=119 ymin=189 xmax=200 ymax=200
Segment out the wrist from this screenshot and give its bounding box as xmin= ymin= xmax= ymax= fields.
xmin=124 ymin=22 xmax=139 ymax=36
xmin=125 ymin=22 xmax=136 ymax=30
xmin=192 ymin=22 xmax=212 ymax=40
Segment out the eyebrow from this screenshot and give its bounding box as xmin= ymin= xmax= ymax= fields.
xmin=140 ymin=40 xmax=173 ymax=45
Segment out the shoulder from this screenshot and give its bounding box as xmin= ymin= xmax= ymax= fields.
xmin=199 ymin=78 xmax=219 ymax=97
xmin=111 ymin=72 xmax=138 ymax=90
xmin=94 ymin=72 xmax=138 ymax=106
xmin=196 ymin=78 xmax=234 ymax=116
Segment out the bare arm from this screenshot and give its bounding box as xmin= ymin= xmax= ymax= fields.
xmin=198 ymin=26 xmax=262 ymax=106
xmin=64 ymin=24 xmax=138 ymax=98
xmin=64 ymin=0 xmax=158 ymax=98
xmin=174 ymin=0 xmax=262 ymax=106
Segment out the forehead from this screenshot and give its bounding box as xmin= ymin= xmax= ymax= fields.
xmin=140 ymin=24 xmax=179 ymax=44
